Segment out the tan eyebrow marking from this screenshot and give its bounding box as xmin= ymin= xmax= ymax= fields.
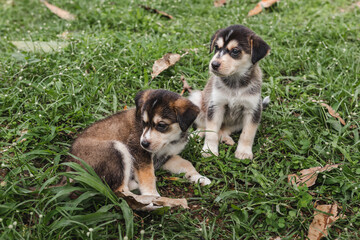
xmin=216 ymin=37 xmax=224 ymax=48
xmin=226 ymin=40 xmax=239 ymax=51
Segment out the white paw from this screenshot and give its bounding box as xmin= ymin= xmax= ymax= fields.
xmin=235 ymin=146 xmax=253 ymax=160
xmin=220 ymin=135 xmax=235 ymax=146
xmin=202 ymin=144 xmax=218 ymax=157
xmin=189 ymin=174 xmax=211 ymax=186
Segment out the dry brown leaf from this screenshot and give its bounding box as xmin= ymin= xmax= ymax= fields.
xmin=308 ymin=204 xmax=341 ymax=240
xmin=320 ymin=103 xmax=346 ymax=126
xmin=140 ymin=5 xmax=173 ymax=19
xmin=42 ymin=0 xmax=76 ymax=21
xmin=180 ymin=75 xmax=192 ymax=96
xmin=214 ymin=0 xmax=227 ymax=7
xmin=248 ymin=0 xmax=280 ymax=16
xmin=123 ymin=105 xmax=128 ymax=110
xmin=115 ymin=191 xmax=188 ymax=211
xmin=163 ymin=176 xmax=180 ymax=181
xmin=151 ymin=53 xmax=181 ymax=80
xmin=288 ymin=164 xmax=341 ymax=187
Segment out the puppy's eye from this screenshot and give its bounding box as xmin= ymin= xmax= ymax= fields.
xmin=231 ymin=48 xmax=240 ymax=55
xmin=156 ymin=122 xmax=168 ymax=132
xmin=142 ymin=120 xmax=147 ymax=126
xmin=214 ymin=44 xmax=219 ymax=51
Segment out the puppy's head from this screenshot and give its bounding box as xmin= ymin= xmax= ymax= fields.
xmin=209 ymin=25 xmax=270 ymax=77
xmin=135 ymin=89 xmax=199 ymax=153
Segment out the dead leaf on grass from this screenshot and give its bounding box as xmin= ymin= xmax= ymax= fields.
xmin=11 ymin=41 xmax=69 ymax=53
xmin=248 ymin=0 xmax=280 ymax=16
xmin=41 ymin=0 xmax=76 ymax=21
xmin=180 ymin=75 xmax=192 ymax=96
xmin=151 ymin=53 xmax=181 ymax=80
xmin=320 ymin=103 xmax=346 ymax=126
xmin=140 ymin=5 xmax=173 ymax=19
xmin=308 ymin=203 xmax=342 ymax=240
xmin=115 ymin=191 xmax=188 ymax=211
xmin=214 ymin=0 xmax=227 ymax=7
xmin=163 ymin=176 xmax=180 ymax=181
xmin=288 ymin=164 xmax=341 ymax=187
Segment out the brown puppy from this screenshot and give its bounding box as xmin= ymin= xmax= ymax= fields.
xmin=68 ymin=89 xmax=211 ymax=197
xmin=189 ymin=25 xmax=270 ymax=159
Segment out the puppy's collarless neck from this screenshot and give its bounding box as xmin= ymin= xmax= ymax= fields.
xmin=219 ymin=65 xmax=255 ymax=89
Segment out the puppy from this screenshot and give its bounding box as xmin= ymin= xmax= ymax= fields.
xmin=189 ymin=25 xmax=270 ymax=160
xmin=68 ymin=89 xmax=211 ymax=197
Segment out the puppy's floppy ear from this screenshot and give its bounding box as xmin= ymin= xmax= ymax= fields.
xmin=135 ymin=90 xmax=151 ymax=117
xmin=173 ymin=98 xmax=200 ymax=132
xmin=249 ymin=34 xmax=271 ymax=64
xmin=209 ymin=28 xmax=223 ymax=53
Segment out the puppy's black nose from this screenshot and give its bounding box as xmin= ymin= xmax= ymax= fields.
xmin=211 ymin=61 xmax=221 ymax=70
xmin=141 ymin=140 xmax=150 ymax=148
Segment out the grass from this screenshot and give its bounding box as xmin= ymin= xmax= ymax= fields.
xmin=0 ymin=0 xmax=359 ymax=239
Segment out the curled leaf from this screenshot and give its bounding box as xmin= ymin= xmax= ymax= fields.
xmin=248 ymin=0 xmax=280 ymax=16
xmin=151 ymin=53 xmax=181 ymax=80
xmin=115 ymin=191 xmax=188 ymax=211
xmin=320 ymin=103 xmax=346 ymax=126
xmin=42 ymin=0 xmax=76 ymax=21
xmin=288 ymin=164 xmax=341 ymax=187
xmin=308 ymin=204 xmax=342 ymax=240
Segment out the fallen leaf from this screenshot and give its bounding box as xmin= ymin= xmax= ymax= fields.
xmin=308 ymin=204 xmax=341 ymax=240
xmin=248 ymin=0 xmax=280 ymax=17
xmin=140 ymin=5 xmax=173 ymax=19
xmin=11 ymin=41 xmax=69 ymax=53
xmin=180 ymin=75 xmax=192 ymax=96
xmin=163 ymin=176 xmax=180 ymax=181
xmin=320 ymin=103 xmax=346 ymax=126
xmin=123 ymin=105 xmax=128 ymax=110
xmin=288 ymin=164 xmax=341 ymax=187
xmin=57 ymin=31 xmax=70 ymax=40
xmin=214 ymin=0 xmax=227 ymax=7
xmin=41 ymin=0 xmax=76 ymax=21
xmin=115 ymin=191 xmax=188 ymax=211
xmin=151 ymin=53 xmax=181 ymax=80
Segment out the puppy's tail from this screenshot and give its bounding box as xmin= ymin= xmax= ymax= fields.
xmin=262 ymin=96 xmax=270 ymax=109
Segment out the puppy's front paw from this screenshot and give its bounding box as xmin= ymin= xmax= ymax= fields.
xmin=202 ymin=144 xmax=219 ymax=157
xmin=235 ymin=146 xmax=253 ymax=160
xmin=189 ymin=174 xmax=211 ymax=186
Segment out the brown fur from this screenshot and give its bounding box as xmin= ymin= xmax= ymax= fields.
xmin=67 ymin=89 xmax=211 ymax=195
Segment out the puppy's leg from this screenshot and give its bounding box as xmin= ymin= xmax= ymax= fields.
xmin=162 ymin=155 xmax=211 ymax=186
xmin=202 ymin=104 xmax=225 ymax=157
xmin=134 ymin=163 xmax=160 ymax=196
xmin=235 ymin=113 xmax=259 ymax=160
xmin=112 ymin=141 xmax=132 ymax=193
xmin=219 ymin=127 xmax=235 ymax=146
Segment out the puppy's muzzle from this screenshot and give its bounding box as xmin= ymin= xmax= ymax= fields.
xmin=141 ymin=140 xmax=150 ymax=149
xmin=211 ymin=61 xmax=221 ymax=70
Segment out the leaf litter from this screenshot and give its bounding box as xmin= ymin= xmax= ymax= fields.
xmin=151 ymin=53 xmax=181 ymax=80
xmin=248 ymin=0 xmax=280 ymax=16
xmin=115 ymin=191 xmax=188 ymax=211
xmin=11 ymin=41 xmax=69 ymax=53
xmin=140 ymin=5 xmax=173 ymax=19
xmin=320 ymin=103 xmax=346 ymax=125
xmin=288 ymin=164 xmax=341 ymax=187
xmin=214 ymin=0 xmax=227 ymax=7
xmin=41 ymin=0 xmax=76 ymax=21
xmin=308 ymin=203 xmax=344 ymax=240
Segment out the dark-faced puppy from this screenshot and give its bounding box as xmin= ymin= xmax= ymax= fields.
xmin=189 ymin=25 xmax=270 ymax=159
xmin=68 ymin=89 xmax=211 ymax=197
